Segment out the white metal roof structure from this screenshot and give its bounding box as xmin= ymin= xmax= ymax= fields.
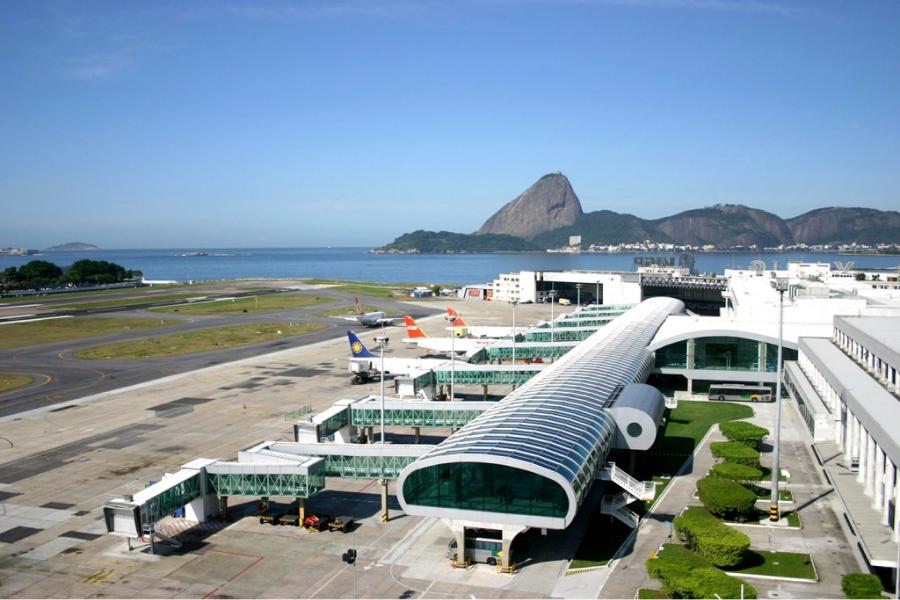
xmin=397 ymin=297 xmax=684 ymax=530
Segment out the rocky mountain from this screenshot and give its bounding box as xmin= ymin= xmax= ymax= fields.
xmin=476 ymin=173 xmax=583 ymax=239
xmin=653 ymin=205 xmax=794 ymax=247
xmin=376 ymin=175 xmax=900 ymax=253
xmin=786 ymin=207 xmax=900 ymax=245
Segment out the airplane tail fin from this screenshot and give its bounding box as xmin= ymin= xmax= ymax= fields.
xmin=354 ymin=297 xmax=364 ymax=316
xmin=403 ymin=316 xmax=428 ymax=338
xmin=347 ymin=331 xmax=376 ymax=358
xmin=447 ymin=307 xmax=469 ymax=328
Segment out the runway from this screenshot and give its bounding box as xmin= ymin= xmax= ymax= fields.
xmin=0 ymin=288 xmax=440 ymax=418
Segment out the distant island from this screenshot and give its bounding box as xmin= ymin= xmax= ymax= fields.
xmin=374 ymin=173 xmax=900 ymax=254
xmin=45 ymin=242 xmax=100 ymax=251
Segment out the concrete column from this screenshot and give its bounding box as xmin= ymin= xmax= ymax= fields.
xmin=875 ymin=447 xmax=886 ymax=510
xmin=454 ymin=528 xmax=467 ymax=565
xmin=848 ymin=417 xmax=858 ymax=464
xmin=866 ymin=434 xmax=877 ymax=497
xmin=298 ymin=498 xmax=306 ymax=523
xmin=882 ymin=462 xmax=895 ymax=526
xmin=857 ymin=422 xmax=867 ymax=481
xmin=687 ymin=378 xmax=694 ymax=397
xmin=758 ymin=341 xmax=766 ymax=372
xmin=366 ymin=426 xmax=374 ymax=444
xmin=218 ymin=496 xmax=229 ymax=520
xmin=499 ymin=525 xmax=527 ymax=570
xmin=687 ymin=338 xmax=695 ymax=370
xmin=483 ymin=385 xmax=489 ymax=400
xmin=414 ymin=427 xmax=421 ymax=444
xmin=894 ymin=473 xmax=900 ymax=542
xmin=379 ymin=479 xmax=389 ymax=523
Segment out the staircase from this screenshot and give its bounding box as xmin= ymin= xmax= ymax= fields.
xmin=597 ymin=462 xmax=657 ymax=528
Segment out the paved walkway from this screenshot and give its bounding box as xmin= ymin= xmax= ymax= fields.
xmin=594 ymin=399 xmax=861 ymax=599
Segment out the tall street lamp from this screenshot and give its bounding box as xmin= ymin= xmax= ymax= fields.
xmin=446 ymin=314 xmax=457 ymax=401
xmin=375 ymin=334 xmax=388 ymax=444
xmin=769 ymin=279 xmax=788 ymax=521
xmin=548 ymin=290 xmax=557 ymax=343
xmin=511 ymin=300 xmax=518 ymax=366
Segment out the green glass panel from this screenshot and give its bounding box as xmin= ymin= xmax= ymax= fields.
xmin=402 ymin=463 xmax=568 ymax=518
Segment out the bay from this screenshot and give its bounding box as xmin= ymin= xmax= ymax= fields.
xmin=0 ymin=248 xmax=897 ymax=285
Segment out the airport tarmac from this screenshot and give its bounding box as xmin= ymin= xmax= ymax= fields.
xmin=0 ymin=285 xmax=439 ymax=417
xmin=0 ymin=297 xmax=570 ymax=598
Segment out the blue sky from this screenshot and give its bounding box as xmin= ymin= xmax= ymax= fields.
xmin=1 ymin=0 xmax=898 ymax=248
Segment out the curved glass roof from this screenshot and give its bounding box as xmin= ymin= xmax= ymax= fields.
xmin=399 ymin=297 xmax=684 ymax=525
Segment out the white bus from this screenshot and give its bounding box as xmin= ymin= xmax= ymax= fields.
xmin=708 ymin=384 xmax=773 ymax=403
xmin=446 ymin=533 xmax=503 ymax=566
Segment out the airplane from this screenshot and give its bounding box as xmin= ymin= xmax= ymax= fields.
xmin=332 ymin=297 xmax=402 ymax=327
xmin=402 ymin=316 xmax=501 ymax=357
xmin=346 ymin=330 xmax=452 ymax=384
xmin=445 ymin=307 xmax=530 ymax=339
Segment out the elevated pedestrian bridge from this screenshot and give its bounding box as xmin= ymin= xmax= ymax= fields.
xmin=350 ymin=398 xmax=494 ymax=429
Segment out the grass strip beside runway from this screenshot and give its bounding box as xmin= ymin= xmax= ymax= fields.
xmin=0 ymin=317 xmax=177 ymax=350
xmin=72 ymin=322 xmax=327 ymax=359
xmin=152 ymin=293 xmax=332 ymax=315
xmin=0 ymin=374 xmax=33 ymax=394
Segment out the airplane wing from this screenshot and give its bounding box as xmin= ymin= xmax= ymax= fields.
xmin=332 ymin=316 xmax=360 ymax=322
xmin=375 ymin=317 xmax=403 ymax=326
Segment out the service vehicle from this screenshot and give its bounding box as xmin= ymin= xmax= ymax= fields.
xmin=708 ymin=383 xmax=773 ymax=402
xmin=446 ymin=531 xmax=503 ymax=566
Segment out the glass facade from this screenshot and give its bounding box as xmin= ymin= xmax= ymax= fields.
xmin=654 ymin=337 xmax=799 ymax=372
xmin=402 ymin=462 xmax=568 ymax=518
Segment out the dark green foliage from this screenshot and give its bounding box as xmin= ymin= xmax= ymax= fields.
xmin=0 ymin=259 xmax=140 ymax=292
xmin=697 ymin=477 xmax=757 ymax=520
xmin=646 ymin=544 xmax=757 ymax=599
xmin=710 ymin=462 xmax=764 ymax=482
xmin=531 ymin=210 xmax=668 ymax=248
xmin=674 ymin=507 xmax=750 ymax=567
xmin=66 ymin=259 xmax=140 ymax=285
xmin=377 ymin=230 xmax=539 ymax=253
xmin=842 ymin=573 xmax=884 ymax=599
xmin=719 ymin=421 xmax=769 ymax=449
xmin=711 ymin=441 xmax=760 ymax=466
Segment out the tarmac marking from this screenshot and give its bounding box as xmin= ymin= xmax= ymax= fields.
xmin=81 ymin=569 xmax=114 ymax=584
xmin=306 ymin=562 xmax=349 ymax=598
xmin=200 ymin=547 xmax=265 ymax=599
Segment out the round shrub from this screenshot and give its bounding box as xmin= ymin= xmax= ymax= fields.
xmin=646 ymin=544 xmax=757 ymax=599
xmin=842 ymin=573 xmax=883 ymax=599
xmin=697 ymin=476 xmax=757 ymax=520
xmin=710 ymin=461 xmax=764 ymax=482
xmin=711 ymin=440 xmax=761 ymax=466
xmin=719 ymin=421 xmax=769 ymax=449
xmin=674 ymin=507 xmax=751 ymax=567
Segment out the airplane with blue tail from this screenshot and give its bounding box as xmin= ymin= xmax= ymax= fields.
xmin=346 ymin=330 xmax=455 ymax=385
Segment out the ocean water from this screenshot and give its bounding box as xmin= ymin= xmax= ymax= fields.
xmin=1 ymin=247 xmax=897 ymax=285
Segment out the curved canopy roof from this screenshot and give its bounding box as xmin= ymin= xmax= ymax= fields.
xmin=398 ymin=297 xmax=684 ymax=528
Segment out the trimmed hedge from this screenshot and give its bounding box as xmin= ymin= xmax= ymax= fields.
xmin=842 ymin=573 xmax=884 ymax=599
xmin=720 ymin=421 xmax=769 ymax=449
xmin=710 ymin=461 xmax=764 ymax=482
xmin=674 ymin=507 xmax=751 ymax=567
xmin=697 ymin=476 xmax=757 ymax=520
xmin=646 ymin=544 xmax=757 ymax=599
xmin=711 ymin=440 xmax=761 ymax=466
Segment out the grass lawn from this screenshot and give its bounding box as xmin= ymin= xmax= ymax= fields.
xmin=68 ymin=292 xmax=220 ymax=311
xmin=571 ymin=402 xmax=754 ymax=568
xmin=318 ymin=304 xmax=379 ymax=318
xmin=637 ymin=588 xmax=668 ymax=599
xmin=725 ymin=550 xmax=816 ymax=579
xmin=73 ymin=322 xmax=327 ymax=359
xmin=0 ymin=285 xmax=160 ymax=304
xmin=304 ymin=279 xmax=413 ymax=299
xmin=152 ymin=293 xmax=332 ymax=315
xmin=0 ymin=317 xmax=176 ymax=350
xmin=0 ymin=374 xmax=33 ymax=394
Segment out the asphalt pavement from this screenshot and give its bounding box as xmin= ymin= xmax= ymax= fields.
xmin=0 ymin=288 xmax=440 ymax=418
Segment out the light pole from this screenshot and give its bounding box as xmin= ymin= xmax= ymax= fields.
xmin=576 ymin=283 xmax=582 ymax=308
xmin=595 ymin=282 xmax=600 ymax=307
xmin=446 ymin=314 xmax=457 ymax=400
xmin=769 ymin=279 xmax=787 ymax=521
xmin=511 ymin=300 xmax=518 ymax=365
xmin=375 ymin=334 xmax=388 ymax=444
xmin=548 ymin=289 xmax=557 ymax=343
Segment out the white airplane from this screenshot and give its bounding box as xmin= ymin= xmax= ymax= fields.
xmin=347 ymin=331 xmax=453 ymax=384
xmin=402 ymin=316 xmax=500 ymax=357
xmin=332 ymin=297 xmax=402 ymax=327
xmin=445 ymin=307 xmax=530 ymax=339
